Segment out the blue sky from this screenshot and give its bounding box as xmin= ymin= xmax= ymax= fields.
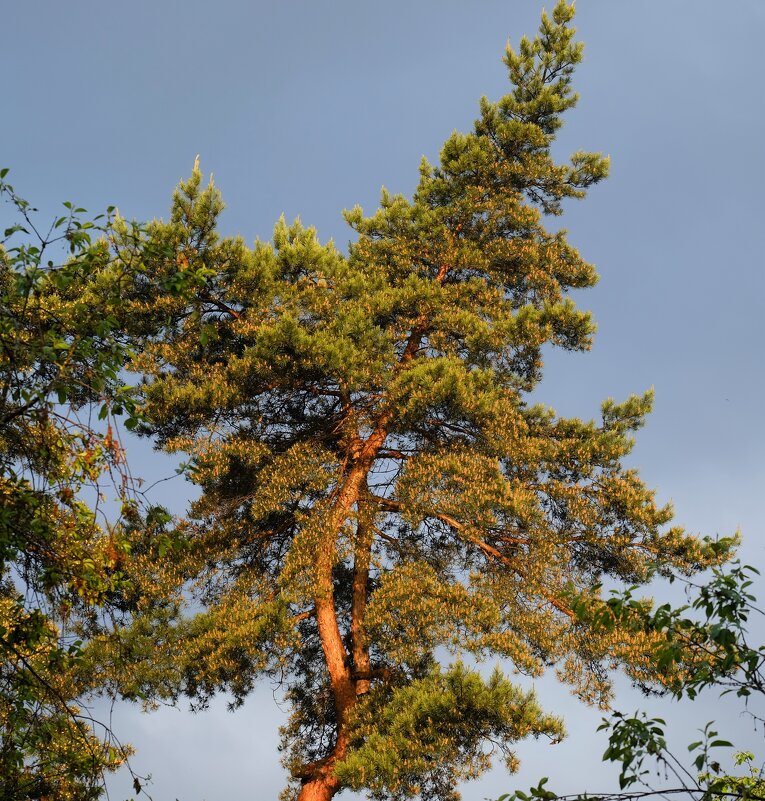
xmin=3 ymin=2 xmax=764 ymax=799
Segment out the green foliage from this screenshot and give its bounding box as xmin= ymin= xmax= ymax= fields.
xmin=498 ymin=561 xmax=765 ymax=801
xmin=0 ymin=173 xmax=143 ymax=799
xmin=567 ymin=559 xmax=761 ymax=699
xmin=88 ymin=3 xmax=735 ymax=800
xmin=703 ymin=752 xmax=765 ymax=801
xmin=335 ymin=662 xmax=563 ymax=801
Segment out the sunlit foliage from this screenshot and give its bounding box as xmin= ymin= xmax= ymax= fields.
xmin=0 ymin=173 xmax=141 ymax=799
xmin=90 ymin=4 xmax=733 ymax=800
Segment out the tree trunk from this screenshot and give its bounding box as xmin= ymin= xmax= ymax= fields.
xmin=295 ymin=729 xmax=351 ymax=801
xmin=351 ymin=491 xmax=373 ymax=697
xmin=297 ymin=772 xmax=342 ymax=801
xmin=298 ymin=393 xmax=408 ymax=801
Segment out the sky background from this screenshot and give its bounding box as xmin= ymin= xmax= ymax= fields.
xmin=3 ymin=1 xmax=764 ymax=800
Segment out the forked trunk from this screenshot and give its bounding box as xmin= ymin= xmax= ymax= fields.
xmin=295 ymin=400 xmax=401 ymax=801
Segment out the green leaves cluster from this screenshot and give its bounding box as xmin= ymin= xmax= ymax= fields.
xmin=569 ymin=559 xmax=759 ymax=698
xmin=0 ymin=172 xmax=143 ymax=799
xmin=336 ymin=663 xmax=563 ymax=801
xmin=500 ymin=559 xmax=765 ymax=801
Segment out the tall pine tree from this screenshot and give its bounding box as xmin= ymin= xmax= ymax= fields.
xmin=95 ymin=4 xmax=732 ymax=799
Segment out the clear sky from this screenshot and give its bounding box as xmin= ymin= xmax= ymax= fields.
xmin=3 ymin=2 xmax=764 ymax=800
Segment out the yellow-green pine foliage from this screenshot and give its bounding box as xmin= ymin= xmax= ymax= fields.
xmin=101 ymin=4 xmax=733 ymax=799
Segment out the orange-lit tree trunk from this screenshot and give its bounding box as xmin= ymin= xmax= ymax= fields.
xmin=297 ymin=756 xmax=345 ymax=801
xmin=295 ymin=272 xmax=446 ymax=800
xmin=295 ymin=453 xmax=378 ymax=800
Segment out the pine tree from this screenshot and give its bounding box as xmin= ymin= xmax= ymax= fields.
xmin=99 ymin=4 xmax=732 ymax=800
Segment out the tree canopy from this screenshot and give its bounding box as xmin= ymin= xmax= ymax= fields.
xmin=3 ymin=4 xmax=753 ymax=801
xmin=73 ymin=4 xmax=742 ymax=801
xmin=0 ymin=172 xmax=142 ymax=799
